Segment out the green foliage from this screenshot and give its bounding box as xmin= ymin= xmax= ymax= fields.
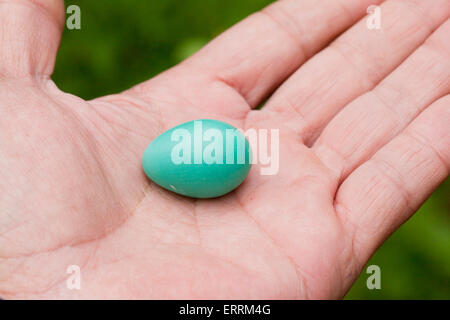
xmin=53 ymin=0 xmax=449 ymax=299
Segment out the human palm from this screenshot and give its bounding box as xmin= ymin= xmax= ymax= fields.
xmin=1 ymin=0 xmax=449 ymax=299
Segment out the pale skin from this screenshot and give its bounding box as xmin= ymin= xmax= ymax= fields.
xmin=0 ymin=0 xmax=448 ymax=299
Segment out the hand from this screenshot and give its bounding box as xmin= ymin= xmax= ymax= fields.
xmin=0 ymin=0 xmax=448 ymax=299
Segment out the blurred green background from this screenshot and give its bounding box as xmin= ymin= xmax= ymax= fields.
xmin=53 ymin=0 xmax=449 ymax=299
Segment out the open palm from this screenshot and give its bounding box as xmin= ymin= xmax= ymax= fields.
xmin=1 ymin=0 xmax=449 ymax=299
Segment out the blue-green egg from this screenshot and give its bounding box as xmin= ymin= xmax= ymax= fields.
xmin=142 ymin=119 xmax=252 ymax=198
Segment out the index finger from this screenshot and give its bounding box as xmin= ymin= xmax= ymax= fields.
xmin=136 ymin=0 xmax=384 ymax=109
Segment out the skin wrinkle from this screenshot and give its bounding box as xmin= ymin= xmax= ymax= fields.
xmin=334 ymin=203 xmax=361 ymax=297
xmin=1 ymin=0 xmax=449 ymax=299
xmin=371 ymin=157 xmax=415 ymax=213
xmin=259 ymin=8 xmax=310 ymax=61
xmin=397 ymin=0 xmax=438 ymax=33
xmin=0 ymin=236 xmax=99 ymax=298
xmin=10 ymin=67 xmax=250 ymax=284
xmin=370 ymin=88 xmax=413 ymax=130
xmin=406 ymin=130 xmax=450 ymax=174
xmin=79 ymin=245 xmax=256 ymax=299
xmin=1 ymin=175 xmax=161 ymax=298
xmin=329 ymin=44 xmax=380 ymax=91
xmin=339 ymin=133 xmax=445 ymax=264
xmin=153 ymin=208 xmax=264 ymax=297
xmin=313 ymin=23 xmax=450 ymax=185
xmin=334 ymin=191 xmax=374 ymax=283
xmin=234 ymin=190 xmax=307 ymax=299
xmin=40 ymin=83 xmax=131 ymax=229
xmin=315 ymin=139 xmax=347 ymax=182
xmin=336 ymin=0 xmax=364 ymax=22
xmin=192 ymin=200 xmax=203 ymax=248
xmin=211 ymin=0 xmax=365 ymax=109
xmin=75 ymin=199 xmax=265 ymax=298
xmin=302 ymin=81 xmax=342 ymax=147
xmin=27 ymin=0 xmax=65 ymax=28
xmin=110 ymin=103 xmax=281 ymax=296
xmin=424 ymin=34 xmax=450 ymax=61
xmin=157 ymin=78 xmax=248 ymax=122
xmin=265 ymin=0 xmax=449 ymax=151
xmin=47 ymin=81 xmax=180 ymax=236
xmin=0 ymin=0 xmax=63 ymax=78
xmin=282 ymin=97 xmax=309 ymax=144
xmin=289 ymin=173 xmax=350 ymax=298
xmin=0 ymin=220 xmax=30 ymax=253
xmin=213 ymin=74 xmax=253 ymax=111
xmin=193 ymin=197 xmax=291 ymax=298
xmin=127 ymin=179 xmax=199 ymax=242
xmin=0 ymin=0 xmax=62 ymax=30
xmin=1 ymin=207 xmax=129 ymax=261
xmin=89 ymin=100 xmax=158 ymax=144
xmin=0 ymin=86 xmax=135 ymax=260
xmin=244 ymin=59 xmax=279 ymax=108
xmin=82 ymin=104 xmax=142 ymax=158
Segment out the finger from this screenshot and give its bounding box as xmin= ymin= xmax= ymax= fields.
xmin=0 ymin=0 xmax=65 ymax=78
xmin=263 ymin=0 xmax=450 ymax=145
xmin=313 ymin=19 xmax=450 ymax=181
xmin=134 ymin=0 xmax=383 ymax=109
xmin=335 ymin=95 xmax=450 ymax=266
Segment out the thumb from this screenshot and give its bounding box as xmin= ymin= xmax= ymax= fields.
xmin=0 ymin=0 xmax=65 ymax=78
